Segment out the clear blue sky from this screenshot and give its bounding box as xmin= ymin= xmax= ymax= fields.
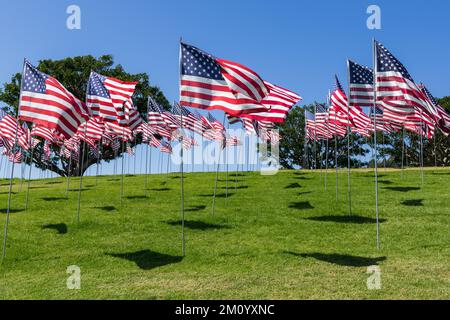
xmin=1 ymin=0 xmax=449 ymax=106
xmin=0 ymin=0 xmax=449 ymax=176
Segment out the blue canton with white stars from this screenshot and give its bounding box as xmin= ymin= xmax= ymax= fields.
xmin=88 ymin=72 xmax=110 ymax=98
xmin=181 ymin=43 xmax=224 ymax=80
xmin=375 ymin=41 xmax=413 ymax=82
xmin=349 ymin=60 xmax=373 ymax=85
xmin=22 ymin=61 xmax=48 ymax=93
xmin=334 ymin=75 xmax=344 ymax=92
xmin=147 ymin=97 xmax=163 ymax=113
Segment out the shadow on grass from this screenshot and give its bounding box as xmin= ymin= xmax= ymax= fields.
xmin=107 ymin=250 xmax=183 ymax=270
xmin=297 ymin=191 xmax=312 ymax=196
xmin=285 ymin=183 xmax=301 ymax=189
xmin=42 ymin=223 xmax=67 ymax=234
xmin=384 ymin=186 xmax=420 ymax=192
xmin=0 ymin=208 xmax=25 ymax=214
xmin=289 ymin=201 xmax=314 ymax=210
xmin=108 ymin=178 xmax=120 ymax=181
xmin=125 ymin=195 xmax=148 ymax=199
xmin=285 ymin=251 xmax=386 ymax=267
xmin=304 ymin=215 xmax=386 ymax=224
xmin=185 ymin=205 xmax=206 ymax=212
xmin=125 ymin=174 xmax=136 ymax=177
xmin=221 ymin=185 xmax=248 ymax=190
xmin=0 ymin=192 xmax=18 ymax=195
xmin=293 ymin=171 xmax=306 ymax=176
xmin=150 ymin=188 xmax=171 ymax=191
xmin=42 ymin=197 xmax=67 ymax=201
xmin=68 ymin=188 xmax=90 ymax=192
xmin=45 ymin=181 xmax=62 ymax=185
xmin=401 ymin=199 xmax=423 ymax=206
xmin=95 ymin=206 xmax=117 ymax=212
xmin=378 ymin=180 xmax=393 ymax=185
xmin=199 ymin=193 xmax=234 ymax=198
xmin=165 ymin=219 xmax=231 ymax=230
xmin=294 ymin=176 xmax=311 ymax=180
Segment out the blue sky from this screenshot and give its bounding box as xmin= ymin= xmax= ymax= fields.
xmin=1 ymin=0 xmax=449 ymax=107
xmin=0 ymin=0 xmax=449 ymax=176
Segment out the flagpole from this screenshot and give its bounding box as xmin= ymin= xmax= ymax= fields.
xmin=95 ymin=138 xmax=101 ymax=186
xmin=144 ymin=141 xmax=149 ymax=197
xmin=77 ymin=126 xmax=88 ymax=224
xmin=372 ymin=39 xmax=381 ymax=249
xmin=25 ymin=134 xmax=35 ymax=210
xmin=401 ymin=127 xmax=405 ymax=178
xmin=2 ymin=59 xmax=26 ymax=261
xmin=334 ymin=109 xmax=338 ymax=202
xmin=419 ymin=110 xmax=424 ymax=186
xmin=120 ymin=137 xmax=125 ymax=206
xmin=66 ymin=151 xmax=72 ymax=197
xmin=225 ymin=120 xmax=229 ymax=202
xmin=325 ymin=138 xmax=329 ymax=191
xmin=212 ymin=143 xmax=222 ymax=216
xmin=179 ymin=39 xmax=186 ymax=257
xmin=345 ymin=64 xmax=352 ymax=217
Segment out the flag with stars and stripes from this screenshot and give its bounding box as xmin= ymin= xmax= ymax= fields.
xmin=19 ymin=60 xmax=90 ymax=138
xmin=87 ymin=71 xmax=137 ymax=123
xmin=420 ymin=84 xmax=450 ymax=136
xmin=240 ymin=81 xmax=302 ymax=123
xmin=348 ymin=60 xmax=374 ymax=107
xmin=374 ymin=41 xmax=432 ymax=121
xmin=180 ymin=42 xmax=270 ymax=116
xmin=147 ymin=96 xmax=166 ymax=126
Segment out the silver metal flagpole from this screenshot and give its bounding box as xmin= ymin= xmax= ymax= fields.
xmin=2 ymin=59 xmax=26 ymax=261
xmin=95 ymin=138 xmax=101 ymax=186
xmin=25 ymin=133 xmax=35 ymax=210
xmin=334 ymin=108 xmax=338 ymax=201
xmin=325 ymin=138 xmax=329 ymax=191
xmin=401 ymin=127 xmax=405 ymax=178
xmin=372 ymin=39 xmax=381 ymax=249
xmin=77 ymin=125 xmax=88 ymax=224
xmin=144 ymin=141 xmax=149 ymax=196
xmin=419 ymin=110 xmax=424 ymax=186
xmin=66 ymin=151 xmax=72 ymax=197
xmin=120 ymin=138 xmax=125 ymax=206
xmin=433 ymin=132 xmax=437 ymax=167
xmin=345 ymin=64 xmax=352 ymax=216
xmin=179 ymin=39 xmax=186 ymax=257
xmin=212 ymin=142 xmax=222 ymax=216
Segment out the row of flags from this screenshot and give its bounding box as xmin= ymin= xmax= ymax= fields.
xmin=306 ymin=40 xmax=450 ymax=141
xmin=1 ymin=40 xmax=301 ymax=167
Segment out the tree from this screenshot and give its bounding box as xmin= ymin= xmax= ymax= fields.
xmin=0 ymin=55 xmax=171 ymax=176
xmin=277 ymin=104 xmax=369 ymax=169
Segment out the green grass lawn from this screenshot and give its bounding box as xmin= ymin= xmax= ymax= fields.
xmin=0 ymin=167 xmax=448 ymax=299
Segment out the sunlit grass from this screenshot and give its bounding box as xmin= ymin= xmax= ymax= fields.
xmin=0 ymin=167 xmax=448 ymax=299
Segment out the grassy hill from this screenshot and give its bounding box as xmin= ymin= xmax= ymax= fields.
xmin=0 ymin=167 xmax=448 ymax=299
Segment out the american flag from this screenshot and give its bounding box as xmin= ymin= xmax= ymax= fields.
xmin=31 ymin=125 xmax=56 ymax=143
xmin=331 ymin=75 xmax=370 ymax=129
xmin=8 ymin=151 xmax=23 ymax=164
xmin=87 ymin=71 xmax=137 ymax=122
xmin=179 ymin=42 xmax=270 ymax=115
xmin=226 ymin=113 xmax=241 ymax=125
xmin=123 ymin=98 xmax=143 ymax=130
xmin=173 ymin=103 xmax=199 ymax=132
xmin=305 ymin=109 xmax=316 ymax=141
xmin=111 ymin=139 xmax=121 ymax=153
xmin=105 ymin=122 xmax=132 ymax=141
xmin=420 ymin=85 xmax=450 ymax=136
xmin=147 ymin=96 xmax=166 ymax=126
xmin=161 ymin=110 xmax=181 ymax=130
xmin=375 ymin=41 xmax=430 ymax=120
xmin=19 ymin=60 xmax=89 ymax=138
xmin=314 ymin=104 xmax=331 ymax=139
xmin=160 ymin=141 xmax=172 ymax=153
xmin=240 ymin=81 xmax=302 ymax=122
xmin=206 ymin=112 xmax=225 ymax=131
xmin=149 ymin=135 xmax=162 ymax=148
xmin=242 ymin=118 xmax=257 ymax=135
xmin=348 ymin=60 xmax=374 ymax=107
xmin=136 ymin=122 xmax=157 ymax=142
xmin=126 ymin=144 xmax=135 ymax=156
xmin=77 ymin=117 xmax=104 ymax=141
